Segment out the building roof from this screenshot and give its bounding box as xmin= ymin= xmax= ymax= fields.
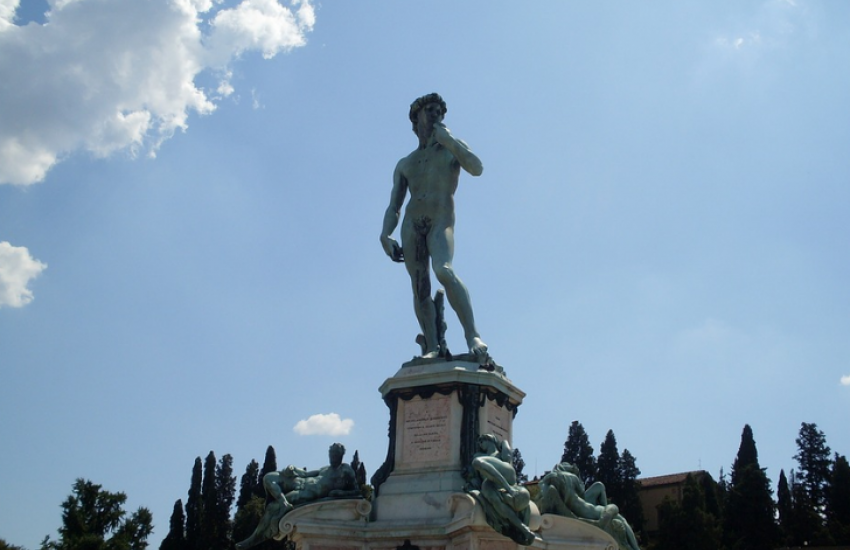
xmin=638 ymin=470 xmax=709 ymax=488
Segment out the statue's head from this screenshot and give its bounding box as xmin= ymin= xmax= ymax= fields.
xmin=555 ymin=462 xmax=581 ymax=476
xmin=329 ymin=443 xmax=345 ymax=466
xmin=409 ymin=92 xmax=447 ymax=134
xmin=478 ymin=433 xmax=499 ymax=452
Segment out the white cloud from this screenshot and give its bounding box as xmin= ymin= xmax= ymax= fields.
xmin=0 ymin=0 xmax=314 ymax=186
xmin=0 ymin=242 xmax=47 ymax=308
xmin=841 ymin=375 xmax=850 ymax=386
xmin=710 ymin=0 xmax=807 ymax=55
xmin=293 ymin=413 xmax=354 ymax=436
xmin=0 ymin=0 xmax=20 ymax=30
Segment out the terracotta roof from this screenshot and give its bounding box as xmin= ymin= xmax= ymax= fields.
xmin=637 ymin=470 xmax=708 ymax=488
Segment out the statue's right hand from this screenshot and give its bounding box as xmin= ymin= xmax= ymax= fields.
xmin=381 ymin=236 xmax=404 ymax=263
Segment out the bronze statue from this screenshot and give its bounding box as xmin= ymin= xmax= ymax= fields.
xmin=466 ymin=434 xmax=536 ymax=545
xmin=380 ymin=93 xmax=489 ymax=364
xmin=538 ymin=462 xmax=640 ymax=550
xmin=236 ymin=443 xmax=359 ymax=550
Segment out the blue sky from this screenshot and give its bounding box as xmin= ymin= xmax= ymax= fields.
xmin=1 ymin=1 xmax=849 ymax=548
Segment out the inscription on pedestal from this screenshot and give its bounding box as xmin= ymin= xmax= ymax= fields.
xmin=401 ymin=395 xmax=451 ymax=464
xmin=483 ymin=398 xmax=511 ymax=443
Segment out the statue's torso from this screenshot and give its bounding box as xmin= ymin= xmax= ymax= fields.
xmin=400 ymin=144 xmax=459 ymax=223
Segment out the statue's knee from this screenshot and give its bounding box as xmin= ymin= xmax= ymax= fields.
xmin=433 ymin=264 xmax=456 ymax=285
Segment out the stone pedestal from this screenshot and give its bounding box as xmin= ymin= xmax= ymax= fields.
xmin=275 ymin=359 xmax=618 ymax=550
xmin=370 ymin=359 xmax=524 ymax=524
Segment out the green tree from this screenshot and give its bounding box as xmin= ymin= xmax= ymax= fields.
xmin=618 ymin=449 xmax=645 ymax=538
xmin=350 ymin=450 xmax=367 ymax=488
xmin=826 ymin=454 xmax=850 ymax=544
xmin=1 ymin=539 xmax=27 ymax=550
xmin=213 ymin=454 xmax=236 ymax=550
xmin=596 ymin=430 xmax=621 ymax=504
xmin=561 ymin=421 xmax=596 ymax=484
xmin=237 ymin=460 xmax=259 ymax=511
xmin=512 ymin=448 xmax=528 ymax=483
xmin=787 ymin=470 xmax=827 ymax=546
xmin=198 ymin=452 xmax=218 ymax=550
xmin=654 ymin=474 xmax=721 ymax=550
xmin=723 ymin=424 xmax=778 ymax=550
xmin=232 ymin=496 xmax=264 ymax=549
xmin=794 ymin=422 xmax=832 ymax=511
xmin=44 ymin=479 xmax=153 ymax=550
xmin=198 ymin=452 xmax=235 ymax=550
xmin=184 ymin=458 xmax=202 ymax=550
xmin=777 ymin=469 xmax=792 ymax=543
xmin=255 ymin=447 xmax=277 ymax=499
xmin=159 ymin=500 xmax=186 ymax=550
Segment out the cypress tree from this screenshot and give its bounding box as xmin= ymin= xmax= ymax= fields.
xmin=185 ymin=457 xmax=203 ymax=550
xmin=618 ymin=449 xmax=645 ymax=536
xmin=826 ymin=454 xmax=850 ymax=544
xmin=596 ymin=430 xmax=621 ymax=503
xmin=730 ymin=424 xmax=757 ymax=485
xmin=777 ymin=469 xmax=792 ymax=543
xmin=199 ymin=451 xmax=218 ymax=550
xmin=160 ymin=500 xmax=187 ymax=550
xmin=212 ymin=454 xmax=236 ymax=550
xmin=561 ymin=421 xmax=596 ymax=484
xmin=255 ymin=446 xmax=277 ymax=498
xmin=723 ymin=425 xmax=778 ymax=550
xmin=237 ymin=460 xmax=259 ymax=511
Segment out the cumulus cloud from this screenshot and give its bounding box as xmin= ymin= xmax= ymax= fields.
xmin=0 ymin=242 xmax=47 ymax=308
xmin=0 ymin=0 xmax=314 ymax=185
xmin=293 ymin=413 xmax=354 ymax=436
xmin=841 ymin=375 xmax=850 ymax=386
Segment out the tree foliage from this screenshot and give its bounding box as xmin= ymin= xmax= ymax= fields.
xmin=596 ymin=430 xmax=622 ymax=504
xmin=794 ymin=422 xmax=832 ymax=511
xmin=826 ymin=453 xmax=850 ymax=544
xmin=723 ymin=425 xmax=778 ymax=550
xmin=654 ymin=474 xmax=721 ymax=550
xmin=44 ymin=479 xmax=153 ymax=550
xmin=184 ymin=458 xmax=202 ymax=550
xmin=1 ymin=539 xmax=27 ymax=550
xmin=158 ymin=500 xmax=186 ymax=550
xmin=255 ymin=447 xmax=277 ymax=499
xmin=512 ymin=448 xmax=528 ymax=484
xmin=562 ymin=421 xmax=596 ymax=484
xmin=618 ymin=449 xmax=645 ymax=537
xmin=236 ymin=460 xmax=259 ymax=511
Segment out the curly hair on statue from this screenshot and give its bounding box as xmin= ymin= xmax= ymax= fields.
xmin=409 ymin=92 xmax=447 ymax=132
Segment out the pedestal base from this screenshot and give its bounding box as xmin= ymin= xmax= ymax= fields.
xmin=277 ymin=498 xmax=617 ymax=550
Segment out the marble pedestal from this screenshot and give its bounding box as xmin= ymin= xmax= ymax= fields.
xmin=371 ymin=359 xmax=524 ymax=524
xmin=275 ymin=360 xmax=618 ymax=550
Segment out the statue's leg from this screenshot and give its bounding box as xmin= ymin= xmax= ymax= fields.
xmin=402 ymin=218 xmax=438 ymax=357
xmin=585 ymin=482 xmax=608 ymax=506
xmin=428 ymin=224 xmax=488 ymax=360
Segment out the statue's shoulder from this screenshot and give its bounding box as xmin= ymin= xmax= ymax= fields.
xmin=396 ymin=151 xmax=418 ymax=173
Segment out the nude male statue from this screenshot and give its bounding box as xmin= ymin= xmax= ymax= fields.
xmin=235 ymin=443 xmax=359 ymax=550
xmin=380 ymin=93 xmax=489 ymax=363
xmin=538 ymin=462 xmax=641 ymax=550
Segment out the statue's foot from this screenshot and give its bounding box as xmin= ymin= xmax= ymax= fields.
xmin=468 ymin=337 xmax=489 ymax=365
xmin=421 ymin=350 xmax=440 ymax=359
